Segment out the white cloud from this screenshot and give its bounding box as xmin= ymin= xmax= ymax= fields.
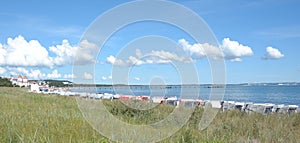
xmin=0 ymin=44 xmax=7 ymax=65
xmin=106 ymin=49 xmax=192 ymax=67
xmin=221 ymin=38 xmax=253 ymax=61
xmin=15 ymin=67 xmax=29 ymax=75
xmin=262 ymin=46 xmax=284 ymax=60
xmin=178 ymin=39 xmax=206 ymax=58
xmin=128 ymin=56 xmax=144 ymax=65
xmin=230 ymin=58 xmax=242 ymax=62
xmin=27 ymin=69 xmax=46 ymax=79
xmin=134 ymin=77 xmax=140 ymax=81
xmin=101 ymin=76 xmax=107 ymax=80
xmin=178 ymin=39 xmax=223 ymax=60
xmin=83 ymin=72 xmax=93 ymax=80
xmin=1 ymin=35 xmax=53 ymax=67
xmin=106 ymin=55 xmax=127 ymax=66
xmin=106 ymin=55 xmax=116 ymax=64
xmin=0 ymin=67 xmax=6 ymax=74
xmin=74 ymin=40 xmax=98 ymax=65
xmin=178 ymin=38 xmax=253 ymax=62
xmin=145 ymin=50 xmax=191 ymax=63
xmin=6 ymin=67 xmax=66 ymax=80
xmin=49 ymin=39 xmax=77 ymax=66
xmin=47 ymin=70 xmax=61 ymax=79
xmin=109 ymin=75 xmax=112 ymax=80
xmin=63 ymin=73 xmax=75 ymax=79
xmin=0 ymin=35 xmax=78 ymax=68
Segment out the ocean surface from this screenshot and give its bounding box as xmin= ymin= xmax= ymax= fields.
xmin=72 ymin=84 xmax=300 ymax=106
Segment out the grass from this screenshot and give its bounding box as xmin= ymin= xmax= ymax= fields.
xmin=1 ymin=87 xmax=300 ymax=142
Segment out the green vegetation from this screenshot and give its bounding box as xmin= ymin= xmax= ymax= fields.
xmin=1 ymin=87 xmax=299 ymax=142
xmin=0 ymin=77 xmax=13 ymax=87
xmin=28 ymin=79 xmax=72 ymax=87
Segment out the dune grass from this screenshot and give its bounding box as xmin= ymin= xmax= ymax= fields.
xmin=0 ymin=87 xmax=299 ymax=142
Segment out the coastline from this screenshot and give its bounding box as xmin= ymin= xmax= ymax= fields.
xmin=1 ymin=87 xmax=300 ymax=142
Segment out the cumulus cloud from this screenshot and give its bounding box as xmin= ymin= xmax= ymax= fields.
xmin=5 ymin=67 xmax=69 ymax=80
xmin=128 ymin=56 xmax=145 ymax=65
xmin=49 ymin=39 xmax=77 ymax=66
xmin=63 ymin=73 xmax=75 ymax=79
xmin=74 ymin=40 xmax=98 ymax=65
xmin=221 ymin=38 xmax=253 ymax=60
xmin=145 ymin=50 xmax=191 ymax=63
xmin=83 ymin=72 xmax=93 ymax=80
xmin=0 ymin=44 xmax=6 ymax=65
xmin=178 ymin=39 xmax=223 ymax=60
xmin=106 ymin=49 xmax=192 ymax=67
xmin=178 ymin=38 xmax=253 ymax=62
xmin=0 ymin=67 xmax=6 ymax=74
xmin=27 ymin=70 xmax=46 ymax=79
xmin=106 ymin=55 xmax=116 ymax=64
xmin=1 ymin=35 xmax=53 ymax=67
xmin=262 ymin=46 xmax=284 ymax=60
xmin=101 ymin=76 xmax=107 ymax=80
xmin=101 ymin=75 xmax=113 ymax=81
xmin=0 ymin=35 xmax=77 ymax=68
xmin=46 ymin=70 xmax=61 ymax=79
xmin=134 ymin=77 xmax=140 ymax=81
xmin=106 ymin=55 xmax=127 ymax=66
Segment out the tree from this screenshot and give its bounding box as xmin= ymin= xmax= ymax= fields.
xmin=0 ymin=77 xmax=13 ymax=87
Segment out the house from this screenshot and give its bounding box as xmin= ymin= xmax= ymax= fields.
xmin=30 ymin=82 xmax=40 ymax=93
xmin=9 ymin=75 xmax=29 ymax=87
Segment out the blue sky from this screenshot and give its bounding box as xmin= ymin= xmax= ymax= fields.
xmin=0 ymin=0 xmax=299 ymax=84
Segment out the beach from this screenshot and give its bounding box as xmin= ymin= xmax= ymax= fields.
xmin=1 ymin=87 xmax=300 ymax=142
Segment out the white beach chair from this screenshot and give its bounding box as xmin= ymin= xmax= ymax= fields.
xmin=277 ymin=105 xmax=289 ymax=114
xmin=210 ymin=100 xmax=222 ymax=109
xmin=235 ymin=102 xmax=245 ymax=111
xmin=151 ymin=96 xmax=164 ymax=104
xmin=263 ymin=103 xmax=275 ymax=114
xmin=244 ymin=102 xmax=253 ymax=113
xmin=288 ymin=105 xmax=298 ymax=114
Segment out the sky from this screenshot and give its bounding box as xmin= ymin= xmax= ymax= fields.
xmin=0 ymin=0 xmax=300 ymax=84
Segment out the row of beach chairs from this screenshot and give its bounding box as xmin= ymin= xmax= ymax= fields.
xmin=44 ymin=90 xmax=300 ymax=115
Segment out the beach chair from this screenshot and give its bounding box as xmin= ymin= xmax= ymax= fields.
xmin=210 ymin=100 xmax=222 ymax=109
xmin=249 ymin=104 xmax=265 ymax=114
xmin=244 ymin=102 xmax=253 ymax=113
xmin=165 ymin=96 xmax=178 ymax=106
xmin=227 ymin=101 xmax=235 ymax=110
xmin=221 ymin=101 xmax=229 ymax=111
xmin=272 ymin=104 xmax=284 ymax=113
xmin=288 ymin=105 xmax=298 ymax=114
xmin=95 ymin=93 xmax=103 ymax=100
xmin=151 ymin=96 xmax=164 ymax=104
xmin=263 ymin=104 xmax=274 ymax=114
xmin=235 ymin=102 xmax=245 ymax=111
xmin=179 ymin=99 xmax=197 ymax=107
xmin=277 ymin=106 xmax=289 ymax=114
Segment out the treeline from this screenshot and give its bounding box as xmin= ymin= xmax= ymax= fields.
xmin=0 ymin=77 xmax=13 ymax=87
xmin=44 ymin=80 xmax=72 ymax=87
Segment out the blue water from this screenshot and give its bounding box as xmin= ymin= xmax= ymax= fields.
xmin=72 ymin=84 xmax=300 ymax=106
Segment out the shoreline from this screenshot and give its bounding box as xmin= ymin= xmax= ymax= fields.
xmin=32 ymin=86 xmax=300 ymax=115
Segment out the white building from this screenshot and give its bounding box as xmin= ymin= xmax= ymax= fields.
xmin=9 ymin=75 xmax=29 ymax=87
xmin=30 ymin=82 xmax=40 ymax=92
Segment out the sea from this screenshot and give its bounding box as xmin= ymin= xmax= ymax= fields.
xmin=72 ymin=83 xmax=300 ymax=106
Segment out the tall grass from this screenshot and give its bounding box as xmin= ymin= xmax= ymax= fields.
xmin=1 ymin=87 xmax=299 ymax=142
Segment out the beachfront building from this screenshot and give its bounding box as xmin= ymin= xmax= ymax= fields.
xmin=30 ymin=82 xmax=40 ymax=92
xmin=9 ymin=75 xmax=29 ymax=87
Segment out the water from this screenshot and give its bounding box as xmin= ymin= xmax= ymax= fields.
xmin=72 ymin=84 xmax=300 ymax=106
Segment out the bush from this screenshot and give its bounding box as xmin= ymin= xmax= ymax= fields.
xmin=0 ymin=77 xmax=13 ymax=87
